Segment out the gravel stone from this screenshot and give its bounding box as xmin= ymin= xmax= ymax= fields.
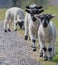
xmin=0 ymin=22 xmax=41 ymax=65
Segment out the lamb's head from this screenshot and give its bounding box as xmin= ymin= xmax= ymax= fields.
xmin=16 ymin=21 xmax=24 ymax=29
xmin=16 ymin=15 xmax=24 ymax=29
xmin=35 ymin=14 xmax=55 ymax=28
xmin=25 ymin=8 xmax=44 ymax=21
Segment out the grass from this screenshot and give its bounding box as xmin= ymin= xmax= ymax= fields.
xmin=44 ymin=6 xmax=58 ymax=27
xmin=0 ymin=8 xmax=7 ymax=21
xmin=0 ymin=6 xmax=58 ymax=65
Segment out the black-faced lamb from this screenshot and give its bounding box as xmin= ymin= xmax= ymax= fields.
xmin=24 ymin=5 xmax=44 ymax=51
xmin=35 ymin=14 xmax=56 ymax=60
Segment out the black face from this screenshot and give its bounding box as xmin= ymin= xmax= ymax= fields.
xmin=31 ymin=16 xmax=37 ymax=21
xmin=25 ymin=4 xmax=44 ymax=22
xmin=35 ymin=14 xmax=55 ymax=28
xmin=41 ymin=15 xmax=50 ymax=28
xmin=17 ymin=21 xmax=24 ymax=29
xmin=42 ymin=19 xmax=49 ymax=28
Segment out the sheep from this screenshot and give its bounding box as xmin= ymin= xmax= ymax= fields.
xmin=35 ymin=14 xmax=56 ymax=60
xmin=4 ymin=7 xmax=25 ymax=32
xmin=24 ymin=5 xmax=44 ymax=51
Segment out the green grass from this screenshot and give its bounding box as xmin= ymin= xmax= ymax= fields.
xmin=0 ymin=8 xmax=7 ymax=21
xmin=44 ymin=6 xmax=58 ymax=27
xmin=0 ymin=6 xmax=58 ymax=65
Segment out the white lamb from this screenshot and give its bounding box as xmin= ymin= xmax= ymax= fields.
xmin=4 ymin=7 xmax=25 ymax=32
xmin=35 ymin=14 xmax=56 ymax=60
xmin=24 ymin=5 xmax=44 ymax=51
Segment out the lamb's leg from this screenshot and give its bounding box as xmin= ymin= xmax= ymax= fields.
xmin=52 ymin=35 xmax=56 ymax=56
xmin=48 ymin=41 xmax=56 ymax=60
xmin=48 ymin=47 xmax=52 ymax=60
xmin=4 ymin=19 xmax=8 ymax=32
xmin=14 ymin=22 xmax=17 ymax=31
xmin=29 ymin=32 xmax=36 ymax=51
xmin=38 ymin=37 xmax=48 ymax=60
xmin=13 ymin=15 xmax=17 ymax=31
xmin=42 ymin=47 xmax=48 ymax=61
xmin=7 ymin=20 xmax=12 ymax=32
xmin=31 ymin=39 xmax=36 ymax=51
xmin=41 ymin=46 xmax=48 ymax=60
xmin=39 ymin=46 xmax=43 ymax=57
xmin=24 ymin=26 xmax=28 ymax=40
xmin=24 ymin=18 xmax=28 ymax=40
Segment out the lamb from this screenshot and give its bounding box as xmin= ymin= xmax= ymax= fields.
xmin=35 ymin=14 xmax=56 ymax=60
xmin=4 ymin=7 xmax=25 ymax=32
xmin=24 ymin=5 xmax=44 ymax=51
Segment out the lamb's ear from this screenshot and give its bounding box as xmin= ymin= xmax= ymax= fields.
xmin=35 ymin=6 xmax=43 ymax=9
xmin=50 ymin=14 xmax=56 ymax=19
xmin=35 ymin=9 xmax=44 ymax=14
xmin=26 ymin=6 xmax=30 ymax=9
xmin=51 ymin=14 xmax=56 ymax=18
xmin=25 ymin=9 xmax=30 ymax=13
xmin=38 ymin=9 xmax=44 ymax=14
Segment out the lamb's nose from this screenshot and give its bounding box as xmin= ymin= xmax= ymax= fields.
xmin=43 ymin=21 xmax=48 ymax=28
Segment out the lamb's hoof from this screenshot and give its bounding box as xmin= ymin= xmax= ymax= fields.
xmin=24 ymin=36 xmax=28 ymax=40
xmin=8 ymin=29 xmax=11 ymax=32
xmin=14 ymin=29 xmax=17 ymax=31
xmin=32 ymin=48 xmax=36 ymax=51
xmin=48 ymin=57 xmax=53 ymax=61
xmin=39 ymin=53 xmax=43 ymax=57
xmin=43 ymin=56 xmax=48 ymax=61
xmin=4 ymin=30 xmax=7 ymax=32
xmin=32 ymin=46 xmax=36 ymax=51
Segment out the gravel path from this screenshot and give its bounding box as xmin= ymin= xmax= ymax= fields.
xmin=0 ymin=22 xmax=40 ymax=65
